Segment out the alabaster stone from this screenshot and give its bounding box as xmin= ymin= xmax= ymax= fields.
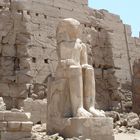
xmin=47 ymin=18 xmax=114 ymax=140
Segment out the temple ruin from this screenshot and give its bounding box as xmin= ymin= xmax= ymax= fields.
xmin=0 ymin=0 xmax=140 ymax=140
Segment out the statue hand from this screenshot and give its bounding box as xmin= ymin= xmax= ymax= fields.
xmin=60 ymin=59 xmax=76 ymax=67
xmin=66 ymin=59 xmax=76 ymax=66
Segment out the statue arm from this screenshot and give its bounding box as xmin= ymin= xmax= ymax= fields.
xmin=80 ymin=43 xmax=93 ymax=69
xmin=80 ymin=43 xmax=88 ymax=65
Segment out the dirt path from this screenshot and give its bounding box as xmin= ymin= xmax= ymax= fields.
xmin=115 ymin=131 xmax=140 ymax=140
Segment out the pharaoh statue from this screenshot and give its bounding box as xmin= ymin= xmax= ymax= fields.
xmin=55 ymin=18 xmax=105 ymax=117
xmin=47 ymin=18 xmax=114 ymax=140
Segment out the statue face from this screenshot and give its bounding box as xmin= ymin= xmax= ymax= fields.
xmin=56 ymin=18 xmax=81 ymax=43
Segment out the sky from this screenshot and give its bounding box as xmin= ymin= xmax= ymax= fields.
xmin=88 ymin=0 xmax=140 ymax=37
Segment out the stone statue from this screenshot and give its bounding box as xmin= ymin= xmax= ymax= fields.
xmin=55 ymin=18 xmax=105 ymax=117
xmin=47 ymin=19 xmax=114 ymax=140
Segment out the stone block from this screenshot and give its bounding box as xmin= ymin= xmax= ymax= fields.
xmin=41 ymin=116 xmax=46 ymax=124
xmin=40 ymin=106 xmax=47 ymax=123
xmin=31 ymin=110 xmax=41 ymax=124
xmin=0 ymin=111 xmax=5 ymax=121
xmin=133 ymin=79 xmax=140 ymax=93
xmin=47 ymin=117 xmax=114 ymax=140
xmin=21 ymin=122 xmax=33 ymax=132
xmin=124 ymin=24 xmax=132 ymax=36
xmin=16 ymin=33 xmax=31 ymax=45
xmin=31 ymin=100 xmax=41 ymax=111
xmin=23 ymin=98 xmax=33 ymax=111
xmin=133 ymin=60 xmax=140 ymax=79
xmin=0 ymin=121 xmax=7 ymax=131
xmin=23 ymin=99 xmax=47 ymax=124
xmin=9 ymin=84 xmax=28 ymax=98
xmin=2 ymin=45 xmax=16 ymax=57
xmin=0 ymin=83 xmax=10 ymax=97
xmin=54 ymin=0 xmax=79 ymax=11
xmin=7 ymin=121 xmax=21 ymax=131
xmin=95 ymin=68 xmax=102 ymax=79
xmin=133 ymin=94 xmax=140 ymax=114
xmin=33 ymin=0 xmax=54 ymax=6
xmin=28 ymin=3 xmax=61 ymax=18
xmin=0 ymin=57 xmax=14 ymax=76
xmin=4 ymin=111 xmax=31 ymax=122
xmin=0 ymin=76 xmax=16 ymax=84
xmin=16 ymin=45 xmax=29 ymax=57
xmin=1 ymin=132 xmax=31 ymax=140
xmin=60 ymin=8 xmax=88 ymax=23
xmin=16 ymin=73 xmax=32 ymax=84
xmin=135 ymin=38 xmax=140 ymax=46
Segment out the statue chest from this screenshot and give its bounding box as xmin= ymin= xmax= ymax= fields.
xmin=60 ymin=44 xmax=82 ymax=60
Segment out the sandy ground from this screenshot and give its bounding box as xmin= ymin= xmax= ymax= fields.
xmin=115 ymin=131 xmax=140 ymax=140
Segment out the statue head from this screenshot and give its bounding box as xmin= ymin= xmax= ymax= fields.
xmin=56 ymin=18 xmax=81 ymax=44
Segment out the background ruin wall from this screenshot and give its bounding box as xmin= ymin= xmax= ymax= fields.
xmin=0 ymin=0 xmax=140 ymax=117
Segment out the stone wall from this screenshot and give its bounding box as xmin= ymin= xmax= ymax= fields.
xmin=0 ymin=0 xmax=32 ymax=109
xmin=14 ymin=0 xmax=89 ymax=85
xmin=23 ymin=98 xmax=47 ymax=124
xmin=0 ymin=0 xmax=89 ymax=109
xmin=0 ymin=0 xmax=140 ymax=112
xmin=78 ymin=8 xmax=140 ymax=110
xmin=87 ymin=9 xmax=133 ymax=110
xmin=132 ymin=59 xmax=140 ymax=114
xmin=0 ymin=111 xmax=33 ymax=140
xmin=82 ymin=8 xmax=140 ymax=111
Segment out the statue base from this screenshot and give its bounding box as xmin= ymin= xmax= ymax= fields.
xmin=47 ymin=117 xmax=114 ymax=140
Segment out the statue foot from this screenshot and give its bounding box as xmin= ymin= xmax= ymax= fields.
xmin=89 ymin=107 xmax=105 ymax=117
xmin=76 ymin=107 xmax=93 ymax=118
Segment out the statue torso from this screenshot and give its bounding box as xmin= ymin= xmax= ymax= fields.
xmin=59 ymin=39 xmax=83 ymax=65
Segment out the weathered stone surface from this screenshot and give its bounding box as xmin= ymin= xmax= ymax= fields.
xmin=133 ymin=59 xmax=140 ymax=114
xmin=7 ymin=121 xmax=21 ymax=131
xmin=4 ymin=111 xmax=31 ymax=122
xmin=0 ymin=121 xmax=7 ymax=131
xmin=1 ymin=132 xmax=31 ymax=140
xmin=0 ymin=111 xmax=5 ymax=121
xmin=0 ymin=110 xmax=33 ymax=139
xmin=21 ymin=122 xmax=33 ymax=132
xmin=0 ymin=0 xmax=140 ymax=128
xmin=47 ymin=117 xmax=114 ymax=140
xmin=23 ymin=98 xmax=47 ymax=124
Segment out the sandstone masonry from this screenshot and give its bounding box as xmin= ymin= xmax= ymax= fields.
xmin=0 ymin=0 xmax=140 ymax=117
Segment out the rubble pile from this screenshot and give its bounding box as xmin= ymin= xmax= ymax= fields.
xmin=106 ymin=111 xmax=140 ymax=134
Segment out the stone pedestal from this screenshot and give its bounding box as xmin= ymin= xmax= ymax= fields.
xmin=0 ymin=111 xmax=33 ymax=140
xmin=47 ymin=117 xmax=114 ymax=140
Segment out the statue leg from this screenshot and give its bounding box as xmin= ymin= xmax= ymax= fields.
xmin=68 ymin=65 xmax=92 ymax=117
xmin=83 ymin=67 xmax=105 ymax=117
